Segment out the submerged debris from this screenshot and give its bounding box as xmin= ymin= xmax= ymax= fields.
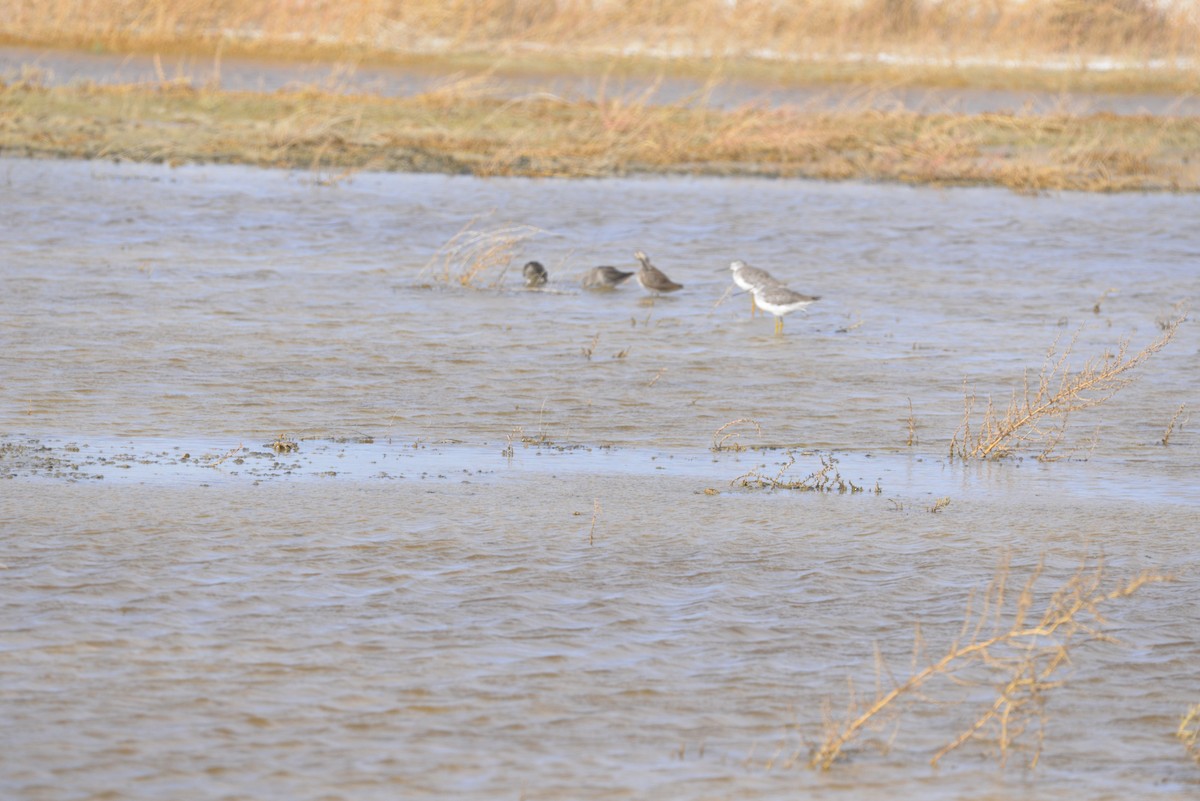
xmin=732 ymin=452 xmax=873 ymax=493
xmin=269 ymin=434 xmax=300 ymax=454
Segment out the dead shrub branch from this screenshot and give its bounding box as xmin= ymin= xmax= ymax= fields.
xmin=811 ymin=554 xmax=1171 ymax=771
xmin=951 ymin=317 xmax=1183 ymax=460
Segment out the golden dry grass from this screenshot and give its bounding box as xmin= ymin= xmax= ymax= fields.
xmin=421 ymin=219 xmax=545 ymax=287
xmin=4 ymin=78 xmax=1200 ymax=192
xmin=1180 ymin=704 xmax=1200 ymax=764
xmin=2 ymin=0 xmax=1199 ymax=94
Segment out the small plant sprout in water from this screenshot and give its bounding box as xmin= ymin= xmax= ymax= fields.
xmin=711 ymin=418 xmax=762 ymax=452
xmin=905 ymin=397 xmax=917 ymax=447
xmin=1161 ymin=402 xmax=1189 ymax=446
xmin=950 ymin=316 xmax=1183 ymax=461
xmin=581 ymin=333 xmax=600 ymax=361
xmin=808 ymin=554 xmax=1171 ymax=771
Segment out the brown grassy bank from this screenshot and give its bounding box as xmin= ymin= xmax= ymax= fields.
xmin=3 ymin=78 xmax=1199 ymax=192
xmin=2 ymin=0 xmax=1200 ymax=95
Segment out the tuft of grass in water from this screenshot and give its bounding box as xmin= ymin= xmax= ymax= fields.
xmin=581 ymin=333 xmax=600 ymax=361
xmin=1179 ymin=704 xmax=1200 ymax=764
xmin=808 ymin=553 xmax=1171 ymax=771
xmin=421 ymin=219 xmax=544 ymax=288
xmin=269 ymin=433 xmax=299 ymax=454
xmin=950 ymin=316 xmax=1184 ymax=460
xmin=905 ymin=397 xmax=917 ymax=447
xmin=1160 ymin=402 xmax=1189 ymax=446
xmin=711 ymin=418 xmax=762 ymax=452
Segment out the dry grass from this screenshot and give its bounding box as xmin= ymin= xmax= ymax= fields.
xmin=809 ymin=554 xmax=1170 ymax=770
xmin=950 ymin=317 xmax=1184 ymax=460
xmin=1180 ymin=704 xmax=1200 ymax=764
xmin=4 ymin=79 xmax=1200 ymax=191
xmin=711 ymin=418 xmax=762 ymax=452
xmin=421 ymin=219 xmax=544 ymax=288
xmin=3 ymin=0 xmax=1199 ymax=95
xmin=1161 ymin=402 xmax=1189 ymax=446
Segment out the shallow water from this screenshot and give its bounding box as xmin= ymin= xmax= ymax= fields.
xmin=5 ymin=43 xmax=1200 ymax=116
xmin=2 ymin=156 xmax=1199 ymax=800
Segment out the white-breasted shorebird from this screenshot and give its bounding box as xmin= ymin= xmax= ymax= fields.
xmin=727 ymin=259 xmax=784 ymax=316
xmin=751 ymin=284 xmax=820 ymax=334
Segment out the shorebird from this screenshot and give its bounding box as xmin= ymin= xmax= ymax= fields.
xmin=522 ymin=260 xmax=548 ymax=287
xmin=581 ymin=265 xmax=634 ymax=290
xmin=634 ymin=250 xmax=683 ymax=295
xmin=727 ymin=259 xmax=784 ymax=316
xmin=751 ymin=284 xmax=820 ymax=334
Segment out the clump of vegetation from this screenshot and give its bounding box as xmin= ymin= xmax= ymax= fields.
xmin=269 ymin=434 xmax=298 ymax=454
xmin=1179 ymin=704 xmax=1200 ymax=764
xmin=422 ymin=220 xmax=543 ymax=288
xmin=733 ymin=452 xmax=866 ymax=493
xmin=950 ymin=317 xmax=1183 ymax=460
xmin=809 ymin=554 xmax=1170 ymax=770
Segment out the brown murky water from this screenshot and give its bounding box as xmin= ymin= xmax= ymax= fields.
xmin=2 ymin=156 xmax=1199 ymax=799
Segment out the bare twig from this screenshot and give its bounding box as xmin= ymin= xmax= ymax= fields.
xmin=588 ymin=498 xmax=601 ymax=546
xmin=207 ymin=442 xmax=245 ymax=466
xmin=711 ymin=418 xmax=762 ymax=452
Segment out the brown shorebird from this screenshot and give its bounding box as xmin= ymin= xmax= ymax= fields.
xmin=581 ymin=265 xmax=634 ymax=290
xmin=634 ymin=251 xmax=682 ymax=295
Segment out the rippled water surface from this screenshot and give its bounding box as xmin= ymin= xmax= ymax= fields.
xmin=2 ymin=156 xmax=1199 ymax=800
